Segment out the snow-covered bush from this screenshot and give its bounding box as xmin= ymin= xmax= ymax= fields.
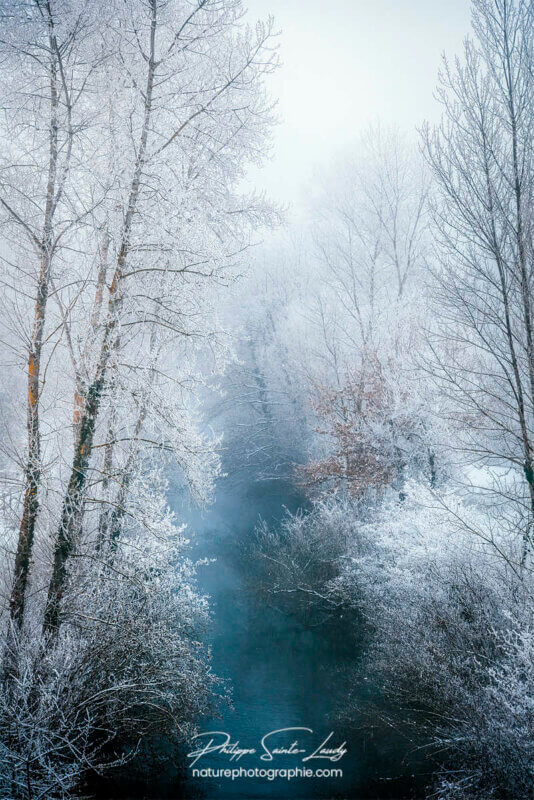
xmin=335 ymin=484 xmax=534 ymax=799
xmin=252 ymin=497 xmax=365 ymax=624
xmin=0 ymin=467 xmax=221 ymax=799
xmin=254 ymin=482 xmax=534 ymax=798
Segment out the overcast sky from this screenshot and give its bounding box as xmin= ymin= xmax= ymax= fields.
xmin=244 ymin=0 xmax=472 ymax=214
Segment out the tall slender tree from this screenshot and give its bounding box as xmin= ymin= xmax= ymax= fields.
xmin=40 ymin=0 xmax=278 ymax=635
xmin=0 ymin=0 xmax=104 ymax=629
xmin=423 ymin=0 xmax=534 ymax=562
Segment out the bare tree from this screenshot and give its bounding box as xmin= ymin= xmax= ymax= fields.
xmin=40 ymin=0 xmax=278 ymax=635
xmin=0 ymin=1 xmax=277 ymax=794
xmin=0 ymin=0 xmax=107 ymax=631
xmin=297 ymin=128 xmax=432 ymax=497
xmin=312 ymin=125 xmax=428 ymax=364
xmin=423 ymin=0 xmax=534 ymax=562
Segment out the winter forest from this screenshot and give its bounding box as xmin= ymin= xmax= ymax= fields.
xmin=0 ymin=0 xmax=533 ymax=798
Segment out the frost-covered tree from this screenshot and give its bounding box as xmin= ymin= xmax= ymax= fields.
xmin=211 ymin=237 xmax=313 ymax=480
xmin=333 ymin=485 xmax=534 ymax=800
xmin=218 ymin=129 xmax=434 ymax=493
xmin=42 ymin=0 xmax=278 ymax=636
xmin=294 ymin=128 xmax=435 ymax=498
xmin=423 ymin=0 xmax=534 ymax=563
xmin=0 ymin=0 xmax=278 ymax=796
xmin=0 ymin=0 xmax=110 ymax=634
xmin=247 ymin=6 xmax=534 ymax=798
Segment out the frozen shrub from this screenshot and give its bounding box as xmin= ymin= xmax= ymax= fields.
xmin=338 ymin=484 xmax=534 ymax=799
xmin=255 ymin=482 xmax=534 ymax=798
xmin=0 ymin=470 xmax=222 ymax=799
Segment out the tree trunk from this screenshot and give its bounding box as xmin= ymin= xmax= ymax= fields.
xmin=108 ymin=404 xmax=147 ymax=553
xmin=9 ymin=22 xmax=60 ymax=628
xmin=42 ymin=0 xmax=158 ymax=638
xmin=43 ymin=371 xmax=106 ymax=635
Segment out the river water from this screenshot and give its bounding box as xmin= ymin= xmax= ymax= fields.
xmin=179 ymin=476 xmax=423 ymax=800
xmin=91 ymin=463 xmax=428 ymax=800
xmin=93 ymin=467 xmax=425 ymax=799
xmin=182 ymin=478 xmax=355 ymax=799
